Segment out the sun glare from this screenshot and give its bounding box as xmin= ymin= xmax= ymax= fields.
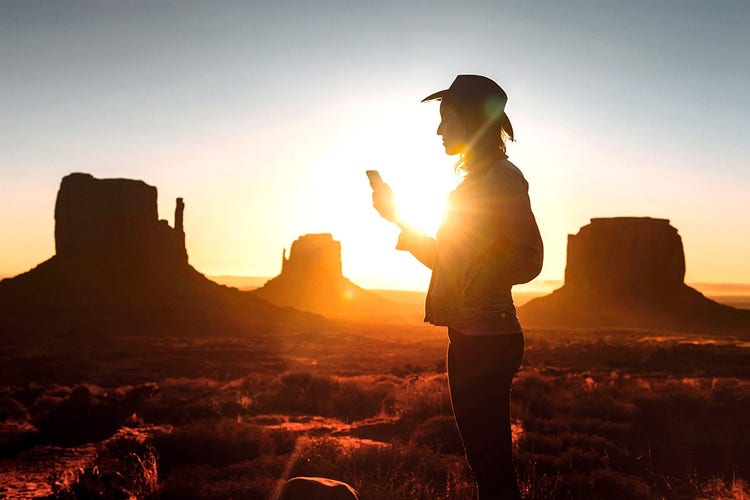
xmin=393 ymin=185 xmax=447 ymax=236
xmin=367 ymin=107 xmax=457 ymax=237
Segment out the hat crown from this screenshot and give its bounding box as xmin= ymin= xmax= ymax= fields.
xmin=449 ymin=75 xmax=508 ymax=103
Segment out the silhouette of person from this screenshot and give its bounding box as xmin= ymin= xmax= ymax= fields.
xmin=371 ymin=75 xmax=543 ymax=499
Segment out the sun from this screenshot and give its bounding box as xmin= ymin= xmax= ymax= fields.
xmin=385 ymin=152 xmax=458 ymax=237
xmin=392 ymin=186 xmax=447 ymax=236
xmin=367 ymin=141 xmax=457 ymax=236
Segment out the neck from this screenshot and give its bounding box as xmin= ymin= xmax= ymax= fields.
xmin=462 ymin=146 xmax=506 ymax=172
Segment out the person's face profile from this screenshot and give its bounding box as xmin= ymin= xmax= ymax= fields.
xmin=437 ymin=101 xmax=468 ymax=156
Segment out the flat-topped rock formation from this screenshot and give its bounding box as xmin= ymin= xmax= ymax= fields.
xmin=564 ymin=217 xmax=685 ymax=295
xmin=252 ymin=234 xmax=392 ymax=317
xmin=54 ymin=173 xmax=187 ymax=267
xmin=519 ymin=217 xmax=750 ymax=335
xmin=281 ymin=233 xmax=344 ymax=287
xmin=0 ymin=173 xmax=318 ymax=338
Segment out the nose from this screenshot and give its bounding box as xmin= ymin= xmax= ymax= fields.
xmin=436 ymin=120 xmax=444 ymax=136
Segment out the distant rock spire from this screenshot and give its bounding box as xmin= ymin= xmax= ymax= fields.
xmin=175 ymin=198 xmax=185 ymax=233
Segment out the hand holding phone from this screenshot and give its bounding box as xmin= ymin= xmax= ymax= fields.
xmin=366 ymin=170 xmax=399 ymax=224
xmin=366 ymin=170 xmax=385 ymax=189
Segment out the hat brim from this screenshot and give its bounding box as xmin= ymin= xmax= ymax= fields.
xmin=500 ymin=113 xmax=514 ymax=141
xmin=421 ymin=89 xmax=449 ymax=103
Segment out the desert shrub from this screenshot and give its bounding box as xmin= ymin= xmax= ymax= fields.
xmin=590 ymin=469 xmax=652 ymax=499
xmin=393 ymin=374 xmax=452 ymax=425
xmin=558 ymin=445 xmax=605 ymax=473
xmin=11 ymin=384 xmax=44 ymax=407
xmin=25 ymin=383 xmax=157 ymax=446
xmin=410 ymin=415 xmax=463 ymax=455
xmin=152 ymin=419 xmax=295 ymax=471
xmin=517 ymin=449 xmax=563 ymax=478
xmin=27 ymin=386 xmax=70 ymax=417
xmin=512 ymin=370 xmax=558 ymax=419
xmin=0 ymin=396 xmax=30 ymax=422
xmin=520 ymin=414 xmax=569 ymax=435
xmin=514 ymin=364 xmax=750 ymax=488
xmin=545 ymin=468 xmax=652 ymax=500
xmin=289 ymin=439 xmax=475 ymax=500
xmin=688 ymin=475 xmax=750 ymax=500
xmin=52 ymin=434 xmax=158 ymax=500
xmin=274 ymin=373 xmax=338 ymax=414
xmin=566 ymin=391 xmax=637 ymax=423
xmin=519 ymin=430 xmax=635 ymax=474
xmin=338 ymin=376 xmax=400 ymax=418
xmin=140 ymin=378 xmax=225 ymax=424
xmin=255 ymin=372 xmax=398 ymax=422
xmin=53 ymin=466 xmax=133 ymax=500
xmin=140 ymin=375 xmax=279 ymax=424
xmin=711 ymin=378 xmax=750 ymax=402
xmin=629 ymin=377 xmax=750 ymax=477
xmin=567 ymin=417 xmax=634 ymax=445
xmin=157 ymin=461 xmax=285 ymax=500
xmin=518 ymin=431 xmax=565 ymax=455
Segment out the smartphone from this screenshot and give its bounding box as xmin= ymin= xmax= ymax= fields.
xmin=366 ymin=170 xmax=384 ymax=187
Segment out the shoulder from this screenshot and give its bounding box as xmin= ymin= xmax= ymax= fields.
xmin=484 ymin=159 xmax=529 ymax=194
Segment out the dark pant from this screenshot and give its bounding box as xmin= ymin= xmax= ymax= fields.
xmin=447 ymin=329 xmax=524 ymax=500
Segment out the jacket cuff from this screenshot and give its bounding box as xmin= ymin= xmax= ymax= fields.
xmin=395 ymin=227 xmax=421 ymax=251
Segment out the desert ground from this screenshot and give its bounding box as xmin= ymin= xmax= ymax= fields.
xmin=1 ymin=285 xmax=748 ymax=499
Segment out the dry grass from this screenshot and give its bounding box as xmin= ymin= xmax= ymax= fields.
xmin=1 ymin=324 xmax=748 ymax=498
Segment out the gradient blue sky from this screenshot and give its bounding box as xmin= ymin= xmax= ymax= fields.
xmin=2 ymin=0 xmax=748 ymax=290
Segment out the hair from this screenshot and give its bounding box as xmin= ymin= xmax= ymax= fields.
xmin=443 ymin=97 xmax=514 ymax=174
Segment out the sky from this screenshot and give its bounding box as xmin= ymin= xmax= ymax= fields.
xmin=1 ymin=0 xmax=748 ymax=291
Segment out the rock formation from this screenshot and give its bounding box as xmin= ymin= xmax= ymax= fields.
xmin=519 ymin=217 xmax=750 ymax=335
xmin=281 ymin=234 xmax=343 ymax=288
xmin=252 ymin=234 xmax=392 ymax=317
xmin=0 ymin=173 xmax=318 ymax=338
xmin=563 ymin=218 xmax=685 ymax=296
xmin=54 ymin=173 xmax=187 ymax=267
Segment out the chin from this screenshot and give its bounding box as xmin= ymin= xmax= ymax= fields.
xmin=442 ymin=142 xmax=456 ymax=154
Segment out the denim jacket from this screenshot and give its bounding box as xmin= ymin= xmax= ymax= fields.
xmin=396 ymin=158 xmax=543 ymax=335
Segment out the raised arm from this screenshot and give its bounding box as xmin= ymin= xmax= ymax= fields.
xmin=395 ymin=225 xmax=437 ymax=269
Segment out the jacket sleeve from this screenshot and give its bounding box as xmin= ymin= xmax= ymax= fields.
xmin=395 ymin=226 xmax=437 ymax=270
xmin=463 ymin=168 xmax=544 ymax=298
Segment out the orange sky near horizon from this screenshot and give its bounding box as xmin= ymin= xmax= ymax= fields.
xmin=1 ymin=98 xmax=748 ymax=292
